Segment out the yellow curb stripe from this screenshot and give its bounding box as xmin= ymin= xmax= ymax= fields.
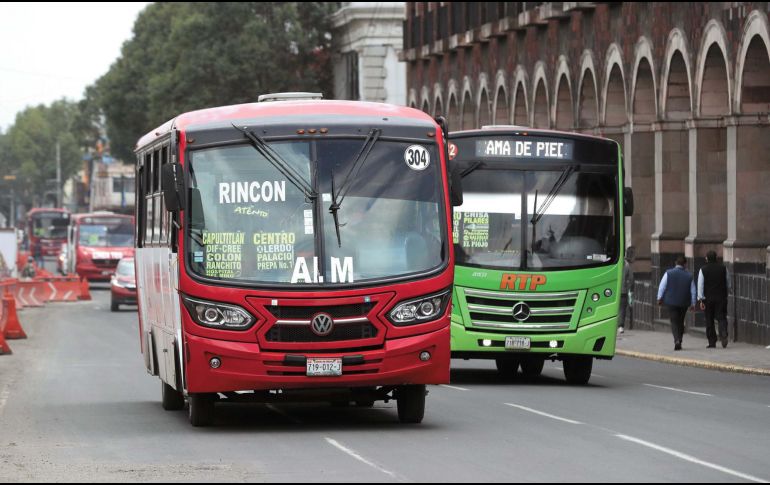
xmin=616 ymin=350 xmax=770 ymax=377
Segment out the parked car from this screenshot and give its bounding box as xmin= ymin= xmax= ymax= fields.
xmin=110 ymin=258 xmax=136 ymax=312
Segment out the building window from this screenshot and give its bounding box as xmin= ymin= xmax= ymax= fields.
xmin=344 ymin=51 xmax=360 ymax=100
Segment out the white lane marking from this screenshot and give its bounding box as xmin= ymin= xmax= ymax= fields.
xmin=265 ymin=404 xmax=302 ymax=425
xmin=643 ymin=384 xmax=713 ymax=397
xmin=0 ymin=384 xmax=10 ymax=416
xmin=504 ymin=403 xmax=583 ymax=425
xmin=325 ymin=437 xmax=400 ymax=480
xmin=440 ymin=384 xmax=469 ymax=392
xmin=615 ymin=434 xmax=768 ymax=483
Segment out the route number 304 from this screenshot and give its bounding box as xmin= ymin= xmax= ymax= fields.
xmin=404 ymin=145 xmax=431 ymax=171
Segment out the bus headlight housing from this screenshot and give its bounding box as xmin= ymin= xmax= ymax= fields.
xmin=182 ymin=296 xmax=256 ymax=330
xmin=388 ymin=289 xmax=451 ymax=326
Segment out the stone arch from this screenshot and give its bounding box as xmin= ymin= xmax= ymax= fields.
xmin=492 ymin=70 xmax=509 ymax=125
xmin=660 ymin=28 xmax=694 ymax=120
xmin=631 ymin=37 xmax=658 ymax=124
xmin=577 ymin=50 xmax=599 ymax=129
xmin=553 ymin=56 xmax=574 ymax=130
xmin=602 ymin=43 xmax=628 ymax=127
xmin=695 ymin=20 xmax=732 ymax=118
xmin=735 ymin=10 xmax=770 ymax=114
xmin=460 ymin=76 xmax=475 ymax=130
xmin=512 ymin=66 xmax=529 ymax=126
xmin=477 ymin=73 xmax=492 ymax=128
xmin=446 ymin=79 xmax=460 ymax=130
xmin=433 ymin=83 xmax=444 ymax=117
xmin=420 ymin=86 xmax=431 ymax=114
xmin=408 ymin=88 xmax=418 ymax=109
xmin=531 ymin=62 xmax=550 ymax=129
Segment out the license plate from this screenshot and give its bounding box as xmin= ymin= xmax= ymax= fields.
xmin=505 ymin=336 xmax=531 ymax=350
xmin=306 ymin=358 xmax=342 ymax=377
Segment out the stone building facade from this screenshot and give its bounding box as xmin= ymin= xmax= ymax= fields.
xmin=401 ymin=2 xmax=770 ymax=344
xmin=332 ymin=2 xmax=407 ymax=104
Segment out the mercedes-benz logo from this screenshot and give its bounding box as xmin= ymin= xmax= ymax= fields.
xmin=512 ymin=302 xmax=531 ymax=322
xmin=310 ymin=313 xmax=335 ymax=337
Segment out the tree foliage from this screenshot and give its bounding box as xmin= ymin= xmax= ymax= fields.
xmin=4 ymin=101 xmax=83 ymax=207
xmin=95 ymin=2 xmax=338 ymax=161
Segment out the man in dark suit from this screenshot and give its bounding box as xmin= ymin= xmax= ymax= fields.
xmin=657 ymin=255 xmax=696 ymax=351
xmin=697 ymin=251 xmax=731 ymax=348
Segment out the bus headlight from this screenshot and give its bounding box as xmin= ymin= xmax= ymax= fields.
xmin=388 ymin=289 xmax=451 ymax=326
xmin=182 ymin=296 xmax=256 ymax=330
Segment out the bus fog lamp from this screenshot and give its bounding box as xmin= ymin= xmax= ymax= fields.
xmin=209 ymin=357 xmax=222 ymax=369
xmin=592 ymin=293 xmax=600 ymax=302
xmin=482 ymin=339 xmax=492 ymax=347
xmin=419 ymin=351 xmax=431 ymax=362
xmin=549 ymin=340 xmax=558 ymax=349
xmin=604 ymin=289 xmax=613 ymax=297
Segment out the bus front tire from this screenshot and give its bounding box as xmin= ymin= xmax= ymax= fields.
xmin=188 ymin=393 xmax=216 ymax=427
xmin=520 ymin=357 xmax=545 ymax=379
xmin=161 ymin=382 xmax=185 ymax=411
xmin=396 ymin=385 xmax=426 ymax=424
xmin=495 ymin=358 xmax=520 ymax=378
xmin=563 ymin=356 xmax=593 ymax=385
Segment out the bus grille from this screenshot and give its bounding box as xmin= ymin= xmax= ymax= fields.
xmin=266 ymin=322 xmax=378 ymax=343
xmin=462 ymin=288 xmax=580 ymax=332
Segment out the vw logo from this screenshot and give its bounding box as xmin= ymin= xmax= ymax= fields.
xmin=310 ymin=313 xmax=335 ymax=337
xmin=512 ymin=302 xmax=531 ymax=322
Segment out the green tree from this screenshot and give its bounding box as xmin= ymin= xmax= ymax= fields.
xmin=5 ymin=101 xmax=82 ymax=207
xmin=95 ymin=2 xmax=338 ymax=161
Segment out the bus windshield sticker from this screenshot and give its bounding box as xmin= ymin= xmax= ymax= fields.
xmin=303 ymin=210 xmax=314 ymax=235
xmin=202 ymin=232 xmax=245 ymax=279
xmin=233 ymin=206 xmax=269 ymax=217
xmin=253 ymin=232 xmax=296 ymax=272
xmin=218 ymin=180 xmax=287 ymax=204
xmin=291 ymin=256 xmax=354 ymax=284
xmin=475 ymin=138 xmax=574 ymax=160
xmin=456 ymin=212 xmax=490 ymax=249
xmin=193 ymin=251 xmax=204 ymax=263
xmin=404 ymin=145 xmax=431 ymax=171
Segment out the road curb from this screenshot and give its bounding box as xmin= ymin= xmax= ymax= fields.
xmin=616 ymin=350 xmax=770 ymax=377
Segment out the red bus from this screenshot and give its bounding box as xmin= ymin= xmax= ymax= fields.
xmin=62 ymin=212 xmax=135 ymax=281
xmin=134 ymin=94 xmax=459 ymax=426
xmin=27 ymin=208 xmax=70 ymax=259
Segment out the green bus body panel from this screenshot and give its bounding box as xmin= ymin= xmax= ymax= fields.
xmin=450 ymin=133 xmax=625 ymax=359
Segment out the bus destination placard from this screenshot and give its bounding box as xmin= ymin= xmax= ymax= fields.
xmin=475 ymin=138 xmax=574 ymax=160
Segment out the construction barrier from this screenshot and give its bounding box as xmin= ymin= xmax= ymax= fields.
xmin=78 ymin=278 xmax=92 ymax=301
xmin=0 ymin=288 xmax=13 ymax=355
xmin=2 ymin=289 xmax=26 ymax=340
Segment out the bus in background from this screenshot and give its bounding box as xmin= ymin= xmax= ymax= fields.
xmin=27 ymin=208 xmax=71 ymax=260
xmin=62 ymin=212 xmax=135 ymax=281
xmin=135 ymin=93 xmax=459 ymax=426
xmin=448 ymin=127 xmax=632 ymax=385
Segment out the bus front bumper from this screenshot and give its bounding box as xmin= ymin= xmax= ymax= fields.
xmin=184 ymin=326 xmax=450 ymax=393
xmin=450 ymin=316 xmax=617 ymax=359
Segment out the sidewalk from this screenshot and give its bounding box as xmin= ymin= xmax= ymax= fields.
xmin=615 ymin=328 xmax=770 ymax=376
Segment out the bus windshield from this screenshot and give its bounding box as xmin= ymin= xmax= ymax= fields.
xmin=454 ymin=167 xmax=617 ymax=271
xmin=188 ymin=138 xmax=446 ymax=286
xmin=32 ymin=212 xmax=69 ymax=239
xmin=79 ymin=218 xmax=134 ymax=247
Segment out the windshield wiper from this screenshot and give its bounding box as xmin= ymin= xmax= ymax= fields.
xmin=460 ymin=161 xmax=484 ymax=178
xmin=233 ymin=124 xmax=317 ymax=201
xmin=328 ymin=128 xmax=381 ymax=247
xmin=529 ymin=165 xmax=577 ymax=256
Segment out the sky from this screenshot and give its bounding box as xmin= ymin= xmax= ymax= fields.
xmin=0 ymin=2 xmax=149 ymax=131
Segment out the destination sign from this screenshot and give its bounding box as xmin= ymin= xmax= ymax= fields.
xmin=475 ymin=137 xmax=574 ymax=160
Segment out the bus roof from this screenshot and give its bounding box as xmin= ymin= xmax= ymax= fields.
xmin=27 ymin=208 xmax=70 ymax=217
xmin=71 ymin=212 xmax=133 ymax=222
xmin=136 ymin=100 xmax=437 ymax=150
xmin=451 ymin=126 xmax=617 ymax=144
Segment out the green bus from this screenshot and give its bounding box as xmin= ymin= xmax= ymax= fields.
xmin=448 ymin=127 xmax=633 ymax=385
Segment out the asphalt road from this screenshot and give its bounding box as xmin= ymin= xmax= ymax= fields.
xmin=0 ymin=289 xmax=768 ymax=482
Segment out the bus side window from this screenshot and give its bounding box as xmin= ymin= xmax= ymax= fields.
xmin=144 ymin=152 xmax=154 ymax=246
xmin=159 ymin=145 xmax=169 ymax=245
xmin=152 ymin=148 xmax=161 ymax=245
xmin=136 ymin=158 xmax=145 ymax=248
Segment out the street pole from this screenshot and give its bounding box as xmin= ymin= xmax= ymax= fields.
xmin=56 ymin=141 xmax=62 ymax=209
xmin=10 ymin=186 xmax=15 ymax=228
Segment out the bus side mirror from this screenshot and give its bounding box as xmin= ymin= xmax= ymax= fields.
xmin=624 ymin=187 xmax=634 ymax=217
xmin=162 ymin=163 xmax=185 ymax=212
xmin=450 ymin=168 xmax=464 ymax=207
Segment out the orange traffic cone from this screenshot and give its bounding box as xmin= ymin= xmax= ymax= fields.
xmin=2 ymin=291 xmax=26 ymax=340
xmin=78 ymin=278 xmax=92 ymax=301
xmin=0 ymin=331 xmax=11 ymax=355
xmin=0 ymin=297 xmax=12 ymax=355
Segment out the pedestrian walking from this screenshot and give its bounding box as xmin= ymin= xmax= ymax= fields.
xmin=697 ymin=250 xmax=731 ymax=348
xmin=657 ymin=255 xmax=696 ymax=351
xmin=618 ymin=246 xmax=635 ymax=334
